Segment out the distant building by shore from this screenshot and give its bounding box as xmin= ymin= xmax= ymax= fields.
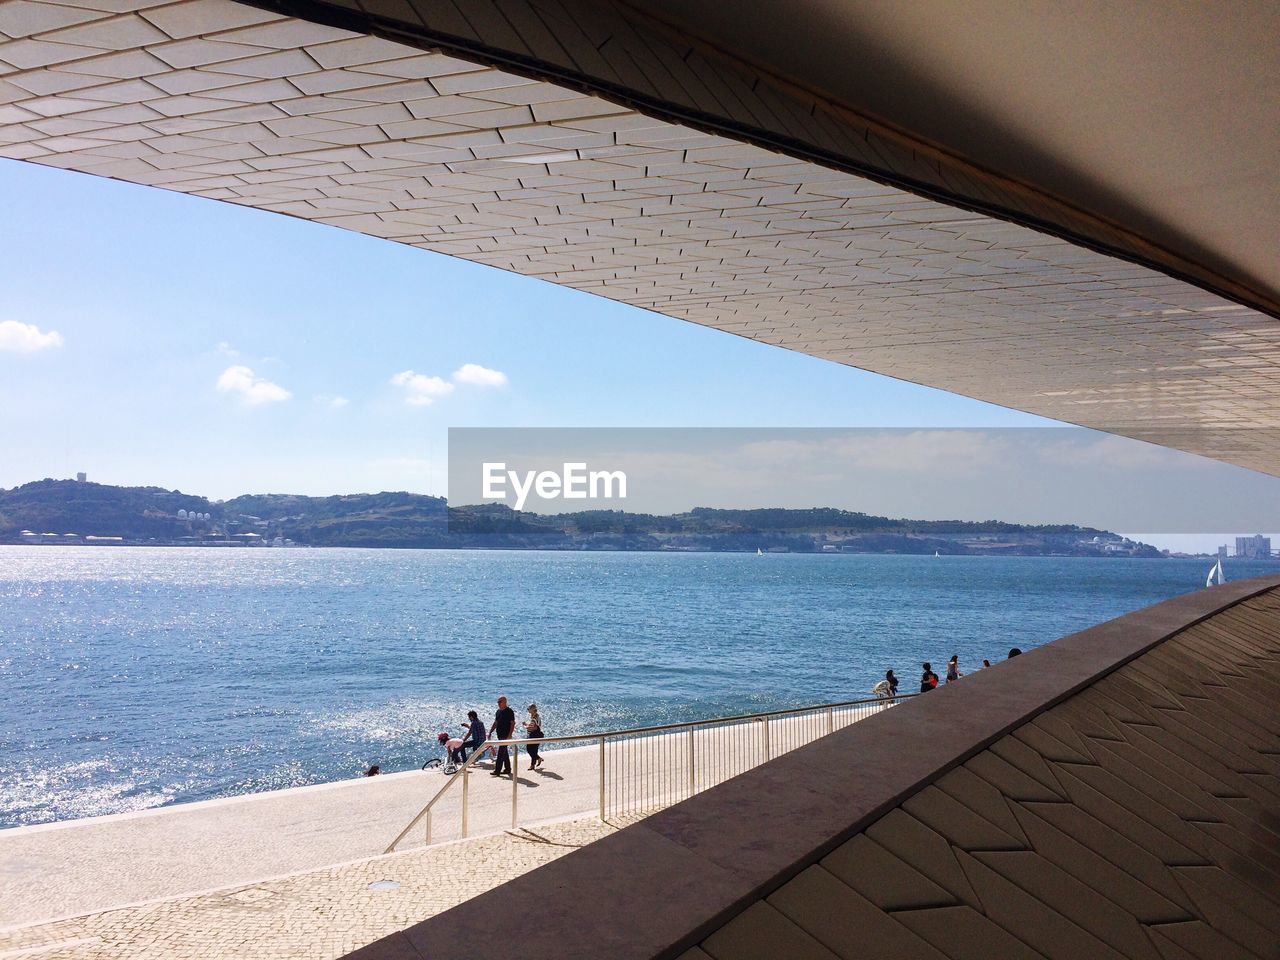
xmin=15 ymin=530 xmax=287 ymax=548
xmin=1235 ymin=534 xmax=1272 ymax=560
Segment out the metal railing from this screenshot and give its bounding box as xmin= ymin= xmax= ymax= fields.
xmin=385 ymin=693 xmax=913 ymax=853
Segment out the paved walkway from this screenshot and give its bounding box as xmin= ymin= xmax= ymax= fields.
xmin=0 ymin=744 xmax=599 ymax=929
xmin=1 ymin=701 xmax=893 ymax=930
xmin=0 ymin=815 xmax=635 ymax=960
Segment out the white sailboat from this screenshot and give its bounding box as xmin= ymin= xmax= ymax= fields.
xmin=1205 ymin=558 xmax=1226 ymax=587
xmin=756 ymin=547 xmax=764 ymax=556
xmin=934 ymin=550 xmax=940 ymax=558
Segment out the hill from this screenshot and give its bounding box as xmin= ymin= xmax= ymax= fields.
xmin=0 ymin=479 xmax=216 ymax=541
xmin=223 ymin=491 xmax=448 ymax=546
xmin=0 ymin=479 xmax=1161 ymax=556
xmin=0 ymin=481 xmax=449 ymax=547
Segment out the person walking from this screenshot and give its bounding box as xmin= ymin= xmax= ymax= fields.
xmin=920 ymin=662 xmax=939 ymax=692
xmin=524 ymin=703 xmax=545 ymax=770
xmin=945 ymin=655 xmax=961 ymax=684
xmin=489 ymin=696 xmax=516 ymax=777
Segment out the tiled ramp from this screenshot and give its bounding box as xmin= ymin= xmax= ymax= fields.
xmin=693 ymin=592 xmax=1280 ymax=960
xmin=360 ymin=577 xmax=1280 ymax=960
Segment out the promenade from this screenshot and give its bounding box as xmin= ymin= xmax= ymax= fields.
xmin=1 ymin=699 xmax=892 ymax=935
xmin=0 ymin=742 xmax=597 ymax=929
xmin=0 ymin=815 xmax=629 ymax=960
xmin=0 ymin=699 xmax=899 ymax=960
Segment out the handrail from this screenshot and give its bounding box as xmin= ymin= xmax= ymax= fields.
xmin=385 ymin=693 xmax=913 ymax=853
xmin=386 ymin=729 xmax=494 ymax=853
xmin=443 ymin=692 xmax=916 ymax=750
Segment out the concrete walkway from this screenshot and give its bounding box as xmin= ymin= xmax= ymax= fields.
xmin=0 ymin=743 xmax=600 ymax=929
xmin=0 ymin=701 xmax=893 ymax=931
xmin=0 ymin=815 xmax=632 ymax=960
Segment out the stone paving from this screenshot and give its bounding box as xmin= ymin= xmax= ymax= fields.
xmin=2 ymin=701 xmax=892 ymax=930
xmin=0 ymin=738 xmax=619 ymax=928
xmin=0 ymin=814 xmax=637 ymax=960
xmin=0 ymin=768 xmax=445 ymax=929
xmin=0 ymin=701 xmax=894 ymax=960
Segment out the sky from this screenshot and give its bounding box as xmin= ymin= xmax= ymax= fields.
xmin=448 ymin=428 xmax=1280 ymax=536
xmin=1 ymin=158 xmax=1275 ymax=553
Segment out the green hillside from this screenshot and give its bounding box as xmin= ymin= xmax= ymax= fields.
xmin=223 ymin=492 xmax=448 ymax=546
xmin=0 ymin=479 xmax=217 ymax=540
xmin=0 ymin=479 xmax=1161 ymax=556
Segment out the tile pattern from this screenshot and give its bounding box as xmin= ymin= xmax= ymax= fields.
xmin=688 ymin=588 xmax=1280 ymax=960
xmin=2 ymin=0 xmax=1279 ymax=472
xmin=327 ymin=0 xmax=1275 ymax=315
xmin=0 ymin=814 xmax=632 ymax=959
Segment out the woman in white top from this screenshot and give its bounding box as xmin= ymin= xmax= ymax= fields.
xmin=523 ymin=703 xmax=545 ymax=770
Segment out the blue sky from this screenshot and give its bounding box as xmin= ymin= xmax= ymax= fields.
xmin=0 ymin=157 xmax=1051 ymax=500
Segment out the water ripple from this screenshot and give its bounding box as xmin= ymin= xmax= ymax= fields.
xmin=0 ymin=546 xmax=1264 ymax=827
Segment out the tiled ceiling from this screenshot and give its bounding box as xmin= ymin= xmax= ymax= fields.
xmin=2 ymin=0 xmax=1278 ymax=473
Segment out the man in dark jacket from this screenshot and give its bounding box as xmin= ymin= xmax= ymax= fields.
xmin=489 ymin=696 xmax=516 ymax=777
xmin=458 ymin=709 xmax=487 ymax=763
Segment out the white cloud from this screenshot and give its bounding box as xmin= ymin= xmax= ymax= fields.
xmin=1035 ymin=433 xmax=1194 ymax=470
xmin=314 ymin=394 xmax=350 ymax=409
xmin=0 ymin=321 xmax=64 ymax=353
xmin=391 ymin=370 xmax=454 ymax=406
xmin=215 ymin=341 xmax=239 ymax=358
xmin=730 ymin=430 xmax=1011 ymax=478
xmin=452 ymin=363 xmax=508 ymax=387
xmin=216 ymin=365 xmax=292 ymax=405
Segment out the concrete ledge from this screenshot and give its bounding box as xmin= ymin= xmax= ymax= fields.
xmin=349 ymin=574 xmax=1280 ymax=960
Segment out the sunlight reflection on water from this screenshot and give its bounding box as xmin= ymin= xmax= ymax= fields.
xmin=1 ymin=546 xmax=1268 ymax=827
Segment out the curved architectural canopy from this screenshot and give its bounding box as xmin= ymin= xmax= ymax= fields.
xmin=634 ymin=0 xmax=1280 ymax=311
xmin=0 ymin=0 xmax=1276 ymax=472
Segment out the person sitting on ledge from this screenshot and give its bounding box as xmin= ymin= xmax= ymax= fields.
xmin=364 ymin=764 xmax=380 ymax=777
xmin=1008 ymin=647 xmax=1023 ymax=658
xmin=920 ymin=662 xmax=939 ymax=692
xmin=459 ymin=709 xmax=487 ymax=764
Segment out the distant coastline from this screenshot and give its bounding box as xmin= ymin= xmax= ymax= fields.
xmin=0 ymin=477 xmax=1186 ymax=558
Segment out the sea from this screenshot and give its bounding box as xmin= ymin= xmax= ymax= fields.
xmin=1 ymin=546 xmax=1272 ymax=829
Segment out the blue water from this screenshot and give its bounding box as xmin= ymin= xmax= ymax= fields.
xmin=0 ymin=546 xmax=1271 ymax=828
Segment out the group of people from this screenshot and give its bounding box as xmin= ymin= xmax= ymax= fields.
xmin=369 ymin=646 xmax=1033 ymax=781
xmin=446 ymin=697 xmax=546 ymax=777
xmin=876 ymin=647 xmax=1024 ymax=699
